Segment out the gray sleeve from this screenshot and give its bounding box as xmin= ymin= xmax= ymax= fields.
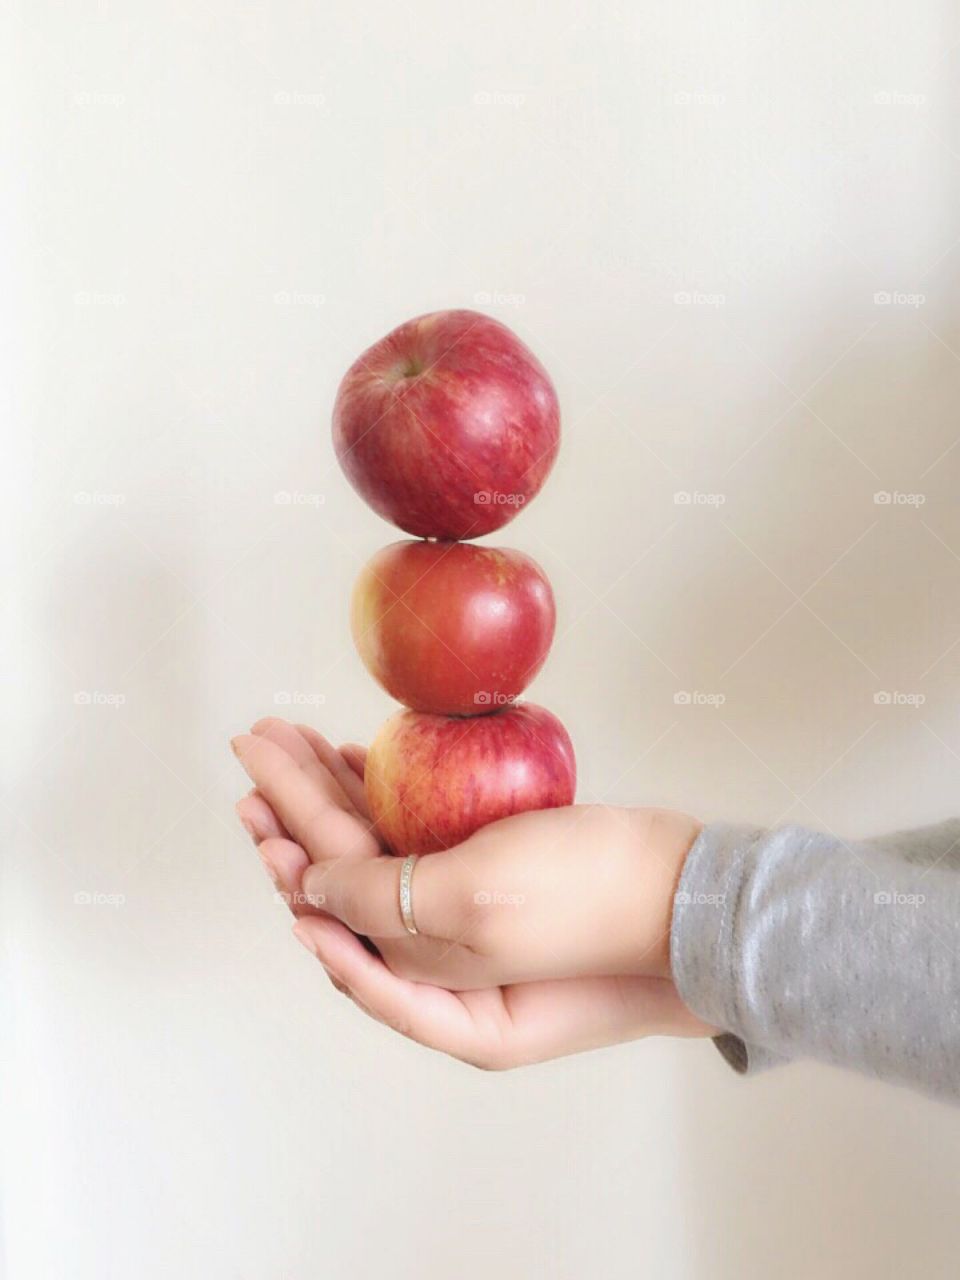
xmin=670 ymin=818 xmax=960 ymax=1103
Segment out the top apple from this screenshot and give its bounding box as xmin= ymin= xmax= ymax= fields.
xmin=332 ymin=309 xmax=560 ymax=539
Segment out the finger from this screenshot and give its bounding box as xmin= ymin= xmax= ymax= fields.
xmin=301 ymin=850 xmax=465 ymax=941
xmin=236 ymin=790 xmax=288 ymax=843
xmin=255 ymin=836 xmax=320 ymax=917
xmin=251 ymin=716 xmax=318 ymax=769
xmin=374 ymin=932 xmax=492 ymax=989
xmin=231 ymin=734 xmax=380 ymax=862
xmin=251 ymin=719 xmax=378 ymax=847
xmin=295 ymin=724 xmax=368 ymax=816
xmin=321 ymin=964 xmax=385 ymax=1023
xmin=340 ymin=744 xmax=367 ymax=781
xmin=292 ymin=917 xmax=484 ymax=1061
xmin=236 ymin=786 xmax=313 ymax=916
xmin=252 ymin=718 xmax=363 ymax=820
xmin=300 ymin=919 xmax=709 ymax=1067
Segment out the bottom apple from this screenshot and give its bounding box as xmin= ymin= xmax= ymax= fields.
xmin=365 ymin=703 xmax=576 ymax=855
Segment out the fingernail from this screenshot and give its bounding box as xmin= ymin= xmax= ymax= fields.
xmin=236 ymin=803 xmax=259 ymax=843
xmin=257 ymin=848 xmax=281 ymax=890
xmin=230 ymin=737 xmax=242 ymax=757
xmin=323 ymin=966 xmax=348 ymax=995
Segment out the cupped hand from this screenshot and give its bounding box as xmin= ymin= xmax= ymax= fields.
xmin=232 ymin=718 xmax=714 ymax=1068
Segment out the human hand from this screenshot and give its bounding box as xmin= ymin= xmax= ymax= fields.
xmin=233 ymin=718 xmax=714 ymax=1068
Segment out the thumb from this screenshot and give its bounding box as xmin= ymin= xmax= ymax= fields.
xmin=298 ymin=848 xmax=468 ymax=940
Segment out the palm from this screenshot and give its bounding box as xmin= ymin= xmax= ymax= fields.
xmin=235 ymin=717 xmax=703 ymax=1068
xmin=406 ymin=972 xmax=702 ymax=1068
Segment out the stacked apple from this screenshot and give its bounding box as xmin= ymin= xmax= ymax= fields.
xmin=333 ymin=309 xmax=575 ymax=855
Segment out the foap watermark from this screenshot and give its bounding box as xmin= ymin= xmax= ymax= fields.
xmin=874 ymin=691 xmax=925 ymax=707
xmin=475 ymin=490 xmax=525 ymax=508
xmin=873 ymin=90 xmax=926 ymax=107
xmin=74 ymin=290 xmax=126 ymax=307
xmin=75 ymin=890 xmax=126 ymax=907
xmin=274 ymin=691 xmax=326 ymax=708
xmin=274 ymin=290 xmax=325 ymax=307
xmin=874 ymin=291 xmax=925 ymax=308
xmin=674 ymin=490 xmax=726 ymax=507
xmin=74 ymin=91 xmax=125 ymax=107
xmin=473 ymin=90 xmax=525 ymax=108
xmin=473 ymin=290 xmax=526 ymax=308
xmin=274 ymin=90 xmax=326 ymax=107
xmin=673 ymin=90 xmax=726 ymax=107
xmin=474 ymin=691 xmax=519 ymax=709
xmin=274 ymin=489 xmax=324 ymax=506
xmin=474 ymin=889 xmax=525 ymax=907
xmin=674 ymin=690 xmax=726 ymax=707
xmin=675 ymin=890 xmax=726 ymax=907
xmin=74 ymin=490 xmax=125 ymax=506
xmin=874 ymin=890 xmax=925 ymax=906
xmin=274 ymin=889 xmax=326 ymax=908
xmin=674 ymin=290 xmax=726 ymax=307
xmin=873 ymin=490 xmax=925 ymax=506
xmin=74 ymin=690 xmax=126 ymax=709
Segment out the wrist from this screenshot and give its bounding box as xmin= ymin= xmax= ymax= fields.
xmin=621 ymin=807 xmax=702 ymax=981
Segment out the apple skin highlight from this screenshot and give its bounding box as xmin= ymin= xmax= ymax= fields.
xmin=333 ymin=309 xmax=560 ymax=540
xmin=351 ymin=539 xmax=556 ymax=716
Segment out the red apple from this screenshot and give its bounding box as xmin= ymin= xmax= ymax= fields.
xmin=351 ymin=539 xmax=555 ymax=716
xmin=365 ymin=702 xmax=576 ymax=855
xmin=332 ymin=310 xmax=560 ymax=539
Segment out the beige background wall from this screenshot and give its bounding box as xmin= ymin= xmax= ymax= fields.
xmin=6 ymin=1 xmax=960 ymax=1276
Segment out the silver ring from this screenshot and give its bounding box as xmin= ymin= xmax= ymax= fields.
xmin=399 ymin=854 xmax=419 ymax=935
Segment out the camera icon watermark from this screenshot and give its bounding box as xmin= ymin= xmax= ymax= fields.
xmin=274 ymin=691 xmax=326 ymax=707
xmin=274 ymin=490 xmax=325 ymax=507
xmin=474 ymin=691 xmax=519 ymax=708
xmin=74 ymin=890 xmax=126 ymax=907
xmin=74 ymin=291 xmax=126 ymax=307
xmin=273 ymin=290 xmax=325 ymax=307
xmin=873 ymin=90 xmax=926 ymax=107
xmin=873 ymin=691 xmax=925 ymax=707
xmin=675 ymin=890 xmax=726 ymax=906
xmin=274 ymin=90 xmax=326 ymax=107
xmin=473 ymin=889 xmax=525 ymax=906
xmin=674 ymin=690 xmax=726 ymax=707
xmin=673 ymin=90 xmax=726 ymax=107
xmin=473 ymin=90 xmax=525 ymax=107
xmin=674 ymin=290 xmax=726 ymax=307
xmin=74 ymin=490 xmax=126 ymax=506
xmin=274 ymin=889 xmax=326 ymax=908
xmin=74 ymin=91 xmax=125 ymax=107
xmin=873 ymin=291 xmax=925 ymax=308
xmin=873 ymin=490 xmax=925 ymax=506
xmin=474 ymin=490 xmax=526 ymax=507
xmin=874 ymin=890 xmax=925 ymax=906
xmin=473 ymin=290 xmax=526 ymax=308
xmin=74 ymin=691 xmax=126 ymax=709
xmin=674 ymin=490 xmax=726 ymax=507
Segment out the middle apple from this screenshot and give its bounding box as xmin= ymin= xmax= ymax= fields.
xmin=351 ymin=539 xmax=556 ymax=716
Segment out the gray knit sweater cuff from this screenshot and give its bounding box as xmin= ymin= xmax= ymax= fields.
xmin=670 ymin=817 xmax=960 ymax=1101
xmin=670 ymin=823 xmax=787 ymax=1077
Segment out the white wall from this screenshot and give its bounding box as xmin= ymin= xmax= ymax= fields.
xmin=6 ymin=1 xmax=960 ymax=1276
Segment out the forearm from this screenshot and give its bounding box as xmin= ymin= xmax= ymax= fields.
xmin=671 ymin=818 xmax=960 ymax=1102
